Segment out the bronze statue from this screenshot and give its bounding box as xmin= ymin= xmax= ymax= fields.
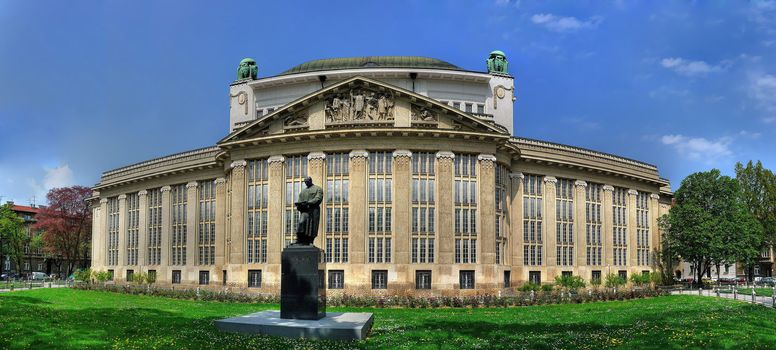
xmin=294 ymin=176 xmax=323 ymax=245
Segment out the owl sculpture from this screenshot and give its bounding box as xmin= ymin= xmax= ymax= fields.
xmin=237 ymin=58 xmax=258 ymax=80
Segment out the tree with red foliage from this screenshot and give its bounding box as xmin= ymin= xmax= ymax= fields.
xmin=33 ymin=186 xmax=92 ymax=276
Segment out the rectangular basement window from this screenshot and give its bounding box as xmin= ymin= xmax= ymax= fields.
xmin=172 ymin=270 xmax=181 ymax=284
xmin=248 ymin=270 xmax=262 ymax=288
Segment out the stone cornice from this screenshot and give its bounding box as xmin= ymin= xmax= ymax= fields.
xmin=574 ymin=180 xmax=588 ymax=187
xmin=509 ymin=172 xmax=524 ymax=180
xmin=186 ymin=181 xmax=199 ymax=189
xmin=435 ymin=151 xmax=455 ymax=159
xmin=161 ymin=185 xmax=172 ymax=193
xmin=603 ymin=185 xmax=615 ymax=192
xmin=628 ymin=189 xmax=639 ymax=196
xmin=512 ymin=137 xmax=657 ymax=171
xmin=393 ymin=149 xmax=412 ymax=158
xmin=268 ymin=155 xmax=285 ymax=164
xmin=543 ymin=176 xmax=558 ymax=184
xmin=230 ymin=160 xmax=247 ymax=168
xmin=101 ymin=146 xmax=220 ymax=180
xmin=349 ymin=150 xmax=369 ymax=159
xmin=477 ymin=154 xmax=497 ymax=162
xmin=308 ymin=152 xmax=327 ymax=160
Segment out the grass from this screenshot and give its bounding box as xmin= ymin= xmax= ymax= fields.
xmin=1 ymin=288 xmax=775 ymax=349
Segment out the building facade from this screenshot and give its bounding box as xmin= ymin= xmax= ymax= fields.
xmin=90 ymin=53 xmax=673 ymax=294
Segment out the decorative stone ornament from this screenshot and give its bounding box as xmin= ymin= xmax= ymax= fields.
xmin=237 ymin=58 xmax=258 ymax=80
xmin=486 ymin=50 xmax=509 ymax=74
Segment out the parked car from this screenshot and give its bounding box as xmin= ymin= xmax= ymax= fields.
xmin=0 ymin=273 xmax=19 ymax=280
xmin=30 ymin=272 xmax=48 ymax=281
xmin=758 ymin=277 xmax=775 ymax=287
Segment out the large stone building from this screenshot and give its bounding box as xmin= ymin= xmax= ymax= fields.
xmin=90 ymin=53 xmax=673 ymax=294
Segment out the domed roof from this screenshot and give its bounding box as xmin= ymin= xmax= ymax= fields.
xmin=281 ymin=56 xmax=462 ymax=75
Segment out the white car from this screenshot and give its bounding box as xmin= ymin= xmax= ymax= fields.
xmin=31 ymin=272 xmax=48 ymax=280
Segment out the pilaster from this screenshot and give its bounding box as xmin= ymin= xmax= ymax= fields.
xmin=137 ymin=190 xmax=148 ymax=269
xmin=627 ymin=189 xmax=638 ymax=267
xmin=214 ymin=178 xmax=227 ymax=267
xmin=348 ymin=151 xmax=368 ymax=264
xmin=267 ymin=156 xmax=285 ymax=265
xmin=229 ymin=161 xmax=247 ymax=265
xmin=436 ymin=151 xmax=455 ymax=265
xmin=478 ymin=154 xmax=497 ymax=284
xmin=543 ymin=176 xmax=558 ymax=274
xmin=574 ymin=180 xmax=587 ymax=267
xmin=392 ymin=150 xmax=412 ymax=272
xmin=602 ymin=185 xmax=614 ymax=267
xmin=117 ymin=194 xmax=127 ymax=271
xmin=509 ymin=172 xmax=524 ymax=279
xmin=186 ymin=182 xmax=198 ymax=266
xmin=160 ymin=186 xmax=171 ymax=267
xmin=98 ymin=198 xmax=108 ymax=268
xmin=649 ymin=193 xmax=660 ymax=261
xmin=307 ymin=152 xmax=326 ymax=249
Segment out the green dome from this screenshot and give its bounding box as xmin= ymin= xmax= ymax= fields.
xmin=281 ymin=56 xmax=462 ymax=75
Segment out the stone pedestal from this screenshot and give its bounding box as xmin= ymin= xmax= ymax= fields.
xmin=281 ymin=244 xmax=325 ymax=320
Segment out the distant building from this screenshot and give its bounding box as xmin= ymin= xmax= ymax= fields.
xmin=2 ymin=202 xmax=48 ymax=276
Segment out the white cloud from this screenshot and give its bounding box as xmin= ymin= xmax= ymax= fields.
xmin=660 ymin=134 xmax=733 ymax=163
xmin=660 ymin=58 xmax=725 ymax=77
xmin=531 ymin=13 xmax=602 ymax=33
xmin=749 ymin=73 xmax=776 ymax=114
xmin=495 ymin=0 xmax=520 ymax=7
xmin=24 ymin=164 xmax=75 ymax=204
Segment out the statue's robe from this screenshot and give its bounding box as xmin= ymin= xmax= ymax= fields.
xmin=295 ymin=184 xmax=323 ymax=244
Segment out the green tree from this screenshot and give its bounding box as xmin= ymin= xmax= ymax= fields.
xmin=735 ymin=161 xmax=776 ymax=278
xmin=660 ymin=169 xmax=764 ymax=286
xmin=554 ymin=274 xmax=586 ymax=291
xmin=604 ymin=273 xmax=626 ymax=289
xmin=0 ymin=204 xmax=28 ymax=276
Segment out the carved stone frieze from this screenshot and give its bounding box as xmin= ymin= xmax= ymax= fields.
xmin=284 ymin=113 xmax=309 ymax=128
xmin=325 ymin=88 xmax=394 ymax=122
xmin=411 ymin=104 xmax=438 ymax=122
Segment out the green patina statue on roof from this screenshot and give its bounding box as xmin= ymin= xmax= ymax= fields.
xmin=237 ymin=58 xmax=258 ymax=80
xmin=486 ymin=50 xmax=509 ymax=74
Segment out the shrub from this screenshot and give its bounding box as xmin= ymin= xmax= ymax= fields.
xmin=630 ymin=273 xmax=650 ymax=287
xmin=649 ymin=271 xmax=662 ymax=286
xmin=540 ymin=284 xmax=554 ymax=292
xmin=590 ymin=277 xmax=602 ymax=289
xmin=555 ymin=274 xmax=586 ymax=291
xmin=605 ymin=273 xmax=626 ymax=289
xmin=132 ymin=272 xmax=149 ymax=286
xmin=518 ymin=283 xmax=540 ymax=292
xmin=74 ymin=268 xmax=92 ymax=283
xmin=93 ymin=270 xmax=112 ymax=284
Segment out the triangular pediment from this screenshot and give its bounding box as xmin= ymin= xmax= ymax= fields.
xmin=219 ymin=76 xmax=508 ymax=145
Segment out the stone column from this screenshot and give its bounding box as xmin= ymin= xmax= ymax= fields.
xmin=436 ymin=152 xmax=455 ymax=265
xmin=392 ymin=150 xmax=412 ymax=285
xmin=509 ymin=172 xmax=524 ymax=279
xmin=97 ymin=198 xmax=108 ymax=268
xmin=478 ymin=154 xmax=497 ymax=285
xmin=543 ymin=176 xmax=558 ymax=273
xmin=602 ymin=185 xmax=614 ymax=268
xmin=214 ymin=178 xmax=227 ymax=267
xmin=307 ymin=152 xmax=327 ymax=250
xmin=574 ymin=181 xmax=587 ymax=267
xmin=186 ymin=182 xmax=198 ymax=266
xmin=229 ymin=161 xmax=247 ymax=265
xmin=117 ymin=194 xmax=127 ymax=270
xmin=347 ymin=151 xmax=368 ymax=264
xmin=649 ymin=194 xmax=660 ymax=262
xmin=266 ymin=156 xmax=285 ymax=265
xmin=160 ymin=186 xmax=171 ymax=266
xmin=627 ymin=189 xmax=638 ymax=267
xmin=137 ymin=190 xmax=148 ymax=269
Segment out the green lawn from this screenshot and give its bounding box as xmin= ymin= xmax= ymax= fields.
xmin=1 ymin=288 xmax=775 ymax=349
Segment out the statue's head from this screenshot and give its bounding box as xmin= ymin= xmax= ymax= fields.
xmin=489 ymin=50 xmax=506 ymax=61
xmin=304 ymin=176 xmax=313 ymax=187
xmin=237 ymin=58 xmax=258 ymax=80
xmin=239 ymin=58 xmax=257 ymax=68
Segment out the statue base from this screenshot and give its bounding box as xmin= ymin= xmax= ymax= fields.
xmin=280 ymin=244 xmax=326 ymax=320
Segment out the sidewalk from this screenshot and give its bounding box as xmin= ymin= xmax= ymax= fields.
xmin=671 ymin=289 xmax=775 ymax=307
xmin=0 ymin=283 xmax=68 ymax=293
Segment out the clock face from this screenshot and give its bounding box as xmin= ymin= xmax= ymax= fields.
xmin=496 ymin=87 xmax=506 ymax=99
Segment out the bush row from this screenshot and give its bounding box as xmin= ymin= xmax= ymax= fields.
xmin=72 ymin=283 xmax=667 ymax=308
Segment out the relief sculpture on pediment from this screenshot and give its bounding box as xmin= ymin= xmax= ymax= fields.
xmin=325 ymin=88 xmax=394 ymax=123
xmin=284 ymin=113 xmax=308 ymax=128
xmin=410 ymin=104 xmax=437 ymax=122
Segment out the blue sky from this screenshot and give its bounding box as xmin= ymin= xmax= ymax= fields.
xmin=1 ymin=1 xmax=775 ymax=205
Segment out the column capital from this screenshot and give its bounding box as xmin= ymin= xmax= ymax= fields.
xmin=308 ymin=151 xmax=327 ymax=160
xmin=574 ymin=180 xmax=588 ymax=188
xmin=161 ymin=185 xmax=172 ymax=193
xmin=602 ymin=185 xmax=615 ymax=192
xmin=117 ymin=194 xmax=127 ymax=200
xmin=186 ymin=181 xmax=198 ymax=189
xmin=477 ymin=154 xmax=497 ymax=162
xmin=214 ymin=177 xmax=227 ymax=185
xmin=392 ymin=149 xmax=412 ymax=158
xmin=349 ymin=150 xmax=369 ymax=159
xmin=435 ymin=151 xmax=455 ymax=159
xmin=628 ymin=189 xmax=639 ymax=196
xmin=509 ymin=172 xmax=524 ymax=180
xmin=138 ymin=190 xmax=148 ymax=197
xmin=650 ymin=193 xmax=660 ymax=200
xmin=267 ymin=155 xmax=285 ymax=164
xmin=99 ymin=198 xmax=108 ymax=204
xmin=230 ymin=160 xmax=247 ymax=168
xmin=543 ymin=176 xmax=558 ymax=184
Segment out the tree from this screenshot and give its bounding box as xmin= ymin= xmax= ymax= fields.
xmin=660 ymin=169 xmax=764 ymax=287
xmin=735 ymin=161 xmax=776 ymax=277
xmin=604 ymin=273 xmax=626 ymax=289
xmin=0 ymin=203 xmax=27 ymax=275
xmin=33 ymin=186 xmax=93 ymax=277
xmin=554 ymin=274 xmax=586 ymax=291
